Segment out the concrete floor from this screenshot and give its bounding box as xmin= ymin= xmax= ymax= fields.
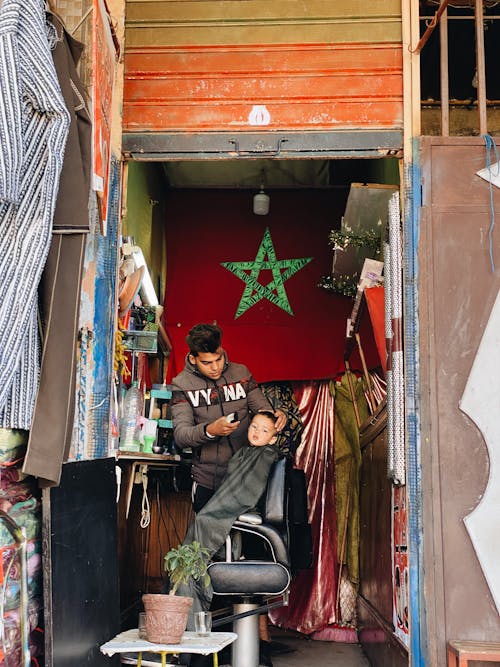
xmin=268 ymin=629 xmax=370 ymax=667
xmin=119 ymin=628 xmax=371 ymax=667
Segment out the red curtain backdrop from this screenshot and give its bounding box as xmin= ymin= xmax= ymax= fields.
xmin=269 ymin=380 xmax=339 ymax=634
xmin=163 ymin=190 xmax=378 ymax=383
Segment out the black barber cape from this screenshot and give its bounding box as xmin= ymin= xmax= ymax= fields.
xmin=176 ymin=443 xmax=280 ymax=628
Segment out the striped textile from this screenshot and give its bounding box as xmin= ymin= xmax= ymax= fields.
xmin=0 ymin=0 xmax=69 ymax=428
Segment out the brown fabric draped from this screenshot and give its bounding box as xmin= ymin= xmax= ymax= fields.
xmin=269 ymin=380 xmax=338 ymax=634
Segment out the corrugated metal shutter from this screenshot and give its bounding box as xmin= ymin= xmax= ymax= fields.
xmin=123 ymin=0 xmax=403 ymax=133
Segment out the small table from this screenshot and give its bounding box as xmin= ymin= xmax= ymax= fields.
xmin=100 ymin=629 xmax=237 ymax=667
xmin=447 ymin=640 xmax=500 ymax=666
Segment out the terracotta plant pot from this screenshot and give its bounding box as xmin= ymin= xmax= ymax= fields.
xmin=142 ymin=593 xmax=193 ymax=644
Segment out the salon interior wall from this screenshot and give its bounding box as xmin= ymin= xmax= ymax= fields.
xmin=120 ymin=157 xmax=401 ymax=314
xmin=122 ymin=161 xmax=168 ymax=306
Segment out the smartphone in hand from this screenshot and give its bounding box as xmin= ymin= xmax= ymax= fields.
xmin=226 ymin=412 xmax=239 ymax=423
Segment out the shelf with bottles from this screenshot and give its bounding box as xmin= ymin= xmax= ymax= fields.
xmin=117 ymin=378 xmax=176 ymax=456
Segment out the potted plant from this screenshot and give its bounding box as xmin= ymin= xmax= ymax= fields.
xmin=142 ymin=541 xmax=211 ymax=644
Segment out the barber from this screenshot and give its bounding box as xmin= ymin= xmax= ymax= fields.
xmin=171 ymin=323 xmax=286 ymax=512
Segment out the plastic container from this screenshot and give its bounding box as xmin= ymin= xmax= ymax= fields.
xmin=141 ymin=418 xmax=158 ymax=453
xmin=120 ymin=382 xmax=144 ymax=451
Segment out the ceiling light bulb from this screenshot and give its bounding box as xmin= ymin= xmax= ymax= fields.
xmin=253 ymin=189 xmax=270 ymax=215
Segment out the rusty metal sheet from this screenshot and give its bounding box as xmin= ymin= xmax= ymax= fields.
xmin=121 ymin=130 xmax=403 ymax=159
xmin=123 ymin=43 xmax=403 ymax=133
xmin=125 ymin=0 xmax=402 ymax=47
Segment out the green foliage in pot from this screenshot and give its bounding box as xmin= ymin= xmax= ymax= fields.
xmin=164 ymin=541 xmax=211 ymax=595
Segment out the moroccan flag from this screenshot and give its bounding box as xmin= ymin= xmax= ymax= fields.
xmin=163 ymin=190 xmax=378 ymax=382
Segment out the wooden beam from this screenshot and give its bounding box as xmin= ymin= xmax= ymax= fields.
xmin=439 ymin=5 xmax=449 ymax=136
xmin=475 ymin=0 xmax=488 ymax=134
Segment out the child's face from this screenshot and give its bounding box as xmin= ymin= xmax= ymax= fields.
xmin=248 ymin=414 xmax=278 ymax=447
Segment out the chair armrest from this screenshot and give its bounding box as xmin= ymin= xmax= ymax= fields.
xmin=232 ymin=521 xmax=289 ymax=567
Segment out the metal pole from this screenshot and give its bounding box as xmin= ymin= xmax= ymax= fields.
xmin=344 ymin=361 xmax=362 ymax=428
xmin=475 ymin=0 xmax=488 ymax=134
xmin=231 ymin=601 xmax=260 ymax=667
xmin=0 ymin=511 xmax=30 ymax=667
xmin=439 ymin=4 xmax=449 ymax=136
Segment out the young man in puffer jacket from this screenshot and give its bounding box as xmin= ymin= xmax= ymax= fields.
xmin=171 ymin=322 xmax=287 ymax=512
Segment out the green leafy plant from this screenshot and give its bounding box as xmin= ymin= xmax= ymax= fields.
xmin=328 ymin=229 xmax=382 ymax=255
xmin=164 ymin=541 xmax=211 ymax=595
xmin=318 ymin=273 xmax=358 ymax=298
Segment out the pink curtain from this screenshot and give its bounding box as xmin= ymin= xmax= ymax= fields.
xmin=269 ymin=380 xmax=338 ymax=634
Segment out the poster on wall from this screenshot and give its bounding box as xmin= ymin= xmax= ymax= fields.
xmin=393 ymin=484 xmax=409 ymax=646
xmin=92 ymin=0 xmax=117 ymax=235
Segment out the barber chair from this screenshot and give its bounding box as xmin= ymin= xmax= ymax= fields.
xmin=207 ymin=457 xmax=292 ymax=667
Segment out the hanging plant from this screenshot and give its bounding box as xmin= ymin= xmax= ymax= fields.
xmin=318 ymin=274 xmax=358 ymax=298
xmin=328 ymin=229 xmax=382 ymax=256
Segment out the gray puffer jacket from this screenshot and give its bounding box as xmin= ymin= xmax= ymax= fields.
xmin=171 ymin=353 xmax=273 ymax=490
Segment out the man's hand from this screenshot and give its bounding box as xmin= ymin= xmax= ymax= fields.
xmin=274 ymin=409 xmax=287 ymax=431
xmin=205 ymin=415 xmax=240 ymax=438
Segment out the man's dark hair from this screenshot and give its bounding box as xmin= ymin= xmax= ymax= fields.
xmin=186 ymin=323 xmax=222 ymax=356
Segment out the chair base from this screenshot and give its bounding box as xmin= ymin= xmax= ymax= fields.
xmin=232 ymin=601 xmax=260 ymax=667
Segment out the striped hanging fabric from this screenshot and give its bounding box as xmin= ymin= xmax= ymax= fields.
xmin=0 ymin=0 xmax=69 ymax=428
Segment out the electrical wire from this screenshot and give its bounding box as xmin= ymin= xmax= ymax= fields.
xmin=140 ymin=471 xmax=150 ymax=528
xmin=482 ymin=133 xmax=499 ymax=273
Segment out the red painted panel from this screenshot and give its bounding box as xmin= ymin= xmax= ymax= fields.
xmin=125 ymin=43 xmax=402 ymax=76
xmin=122 ymin=42 xmax=403 ymax=133
xmin=123 ymin=100 xmax=402 ymax=131
xmin=125 ymin=73 xmax=402 ymax=102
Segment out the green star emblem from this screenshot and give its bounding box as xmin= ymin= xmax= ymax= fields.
xmin=221 ymin=227 xmax=313 ymax=318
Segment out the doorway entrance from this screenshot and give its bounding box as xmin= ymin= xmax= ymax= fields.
xmin=117 ymin=153 xmax=408 ymax=667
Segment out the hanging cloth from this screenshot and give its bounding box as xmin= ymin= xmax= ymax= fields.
xmin=332 ymin=374 xmax=369 ymax=588
xmin=0 ymin=0 xmax=70 ymax=429
xmin=261 ymin=382 xmax=304 ymax=455
xmin=23 ymin=11 xmax=92 ymax=486
xmin=269 ymin=380 xmax=338 ymax=634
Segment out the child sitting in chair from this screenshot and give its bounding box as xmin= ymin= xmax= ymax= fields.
xmin=175 ymin=411 xmax=282 ymax=625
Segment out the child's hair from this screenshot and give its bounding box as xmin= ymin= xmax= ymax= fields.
xmin=252 ymin=410 xmax=278 ymax=425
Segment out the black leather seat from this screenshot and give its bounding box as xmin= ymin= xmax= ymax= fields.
xmin=208 ymin=458 xmax=291 ymax=667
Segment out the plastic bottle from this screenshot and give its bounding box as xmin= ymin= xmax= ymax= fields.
xmin=120 ymin=382 xmax=144 ymax=451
